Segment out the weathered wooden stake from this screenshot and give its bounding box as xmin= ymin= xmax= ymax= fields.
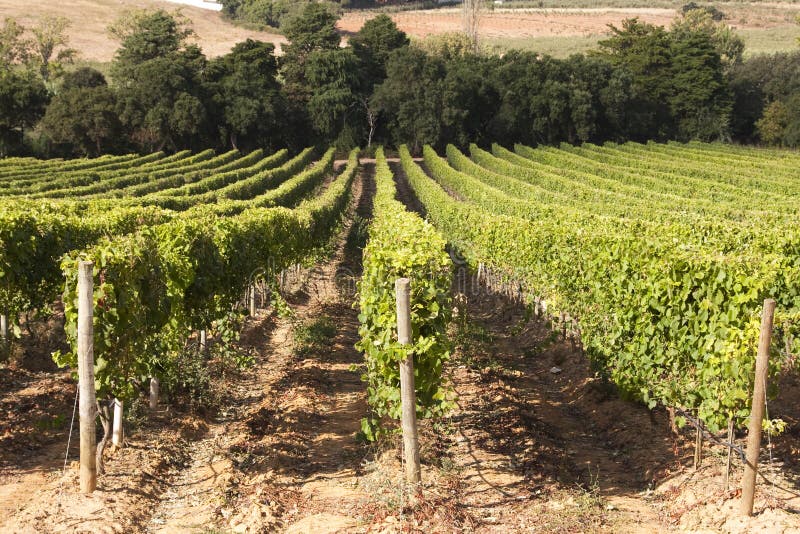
xmin=78 ymin=260 xmax=97 ymax=493
xmin=693 ymin=424 xmax=703 ymax=469
xmin=149 ymin=377 xmax=159 ymax=410
xmin=396 ymin=278 xmax=421 ymax=484
xmin=725 ymin=418 xmax=734 ymax=490
xmin=199 ymin=329 xmax=207 ymax=352
xmin=0 ymin=313 xmax=7 ymax=358
xmin=112 ymin=399 xmax=123 ymax=448
xmin=740 ymin=298 xmax=776 ymax=516
xmin=249 ymin=285 xmax=256 ymax=317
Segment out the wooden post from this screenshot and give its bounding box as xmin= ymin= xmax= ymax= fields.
xmin=396 ymin=278 xmax=421 ymax=484
xmin=78 ymin=260 xmax=97 ymax=493
xmin=740 ymin=298 xmax=776 ymax=516
xmin=112 ymin=399 xmax=123 ymax=448
xmin=693 ymin=424 xmax=703 ymax=469
xmin=249 ymin=285 xmax=256 ymax=317
xmin=199 ymin=329 xmax=207 ymax=352
xmin=149 ymin=377 xmax=159 ymax=410
xmin=0 ymin=313 xmax=7 ymax=358
xmin=725 ymin=418 xmax=734 ymax=490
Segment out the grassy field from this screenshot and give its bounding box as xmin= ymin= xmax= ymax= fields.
xmin=485 ymin=25 xmax=800 ymax=57
xmin=483 ymin=35 xmax=602 ymax=57
xmin=740 ymin=25 xmax=800 ymax=56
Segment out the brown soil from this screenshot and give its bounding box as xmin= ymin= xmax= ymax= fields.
xmin=338 ymin=4 xmax=800 ymax=41
xmin=339 ymin=9 xmax=674 ymax=40
xmin=1 ymin=160 xmax=799 ymax=532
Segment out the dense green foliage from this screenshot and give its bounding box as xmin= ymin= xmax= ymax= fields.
xmin=56 ymin=152 xmax=358 ymax=402
xmin=0 ymin=146 xmax=325 ymax=342
xmin=206 ymin=39 xmax=286 ymax=151
xmin=356 ymin=148 xmax=452 ymax=440
xmin=3 ymin=6 xmax=798 ymax=157
xmin=400 ymin=142 xmax=800 ymax=432
xmin=220 ymin=0 xmax=340 ymax=30
xmin=0 ymin=146 xmax=357 ymax=405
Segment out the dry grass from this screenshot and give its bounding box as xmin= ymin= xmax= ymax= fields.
xmin=484 ymin=25 xmax=800 ymax=57
xmin=4 ymin=0 xmax=798 ymax=65
xmin=0 ymin=0 xmax=286 ymax=62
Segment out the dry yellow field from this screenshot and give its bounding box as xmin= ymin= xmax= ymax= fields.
xmin=0 ymin=0 xmax=286 ymax=62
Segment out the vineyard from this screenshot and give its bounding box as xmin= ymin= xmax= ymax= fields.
xmin=0 ymin=142 xmax=799 ymax=532
xmin=0 ymin=146 xmax=359 ymax=459
xmin=399 ymin=141 xmax=800 ymax=433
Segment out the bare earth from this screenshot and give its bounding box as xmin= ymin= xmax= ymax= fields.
xmin=339 ymin=8 xmax=676 ymax=39
xmin=338 ymin=3 xmax=800 ymax=40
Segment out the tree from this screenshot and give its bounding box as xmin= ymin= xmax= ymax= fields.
xmin=0 ymin=18 xmax=28 ymax=70
xmin=440 ymin=54 xmax=500 ymax=147
xmin=756 ymin=94 xmax=800 ymax=147
xmin=30 ymin=16 xmax=77 ymax=82
xmin=373 ymin=47 xmax=446 ymax=152
xmin=220 ymin=0 xmax=313 ymax=29
xmin=40 ymin=84 xmax=122 ymax=156
xmin=280 ymin=2 xmax=340 ymax=102
xmin=462 ymin=0 xmax=482 ymax=52
xmin=672 ymin=8 xmax=744 ymax=71
xmin=279 ymin=3 xmax=341 ymax=145
xmin=729 ymin=52 xmax=800 ymax=141
xmin=416 ymin=32 xmax=477 ymax=61
xmin=597 ymin=18 xmax=732 ymax=141
xmin=61 ymin=66 xmax=107 ymax=91
xmin=206 ymin=39 xmax=286 ymax=150
xmin=349 ymin=14 xmax=409 ymax=84
xmin=0 ymin=70 xmax=49 ymax=156
xmin=756 ymin=100 xmax=789 ymax=145
xmin=109 ymin=9 xmax=193 ymax=70
xmin=111 ymin=10 xmax=210 ymax=151
xmin=282 ymin=2 xmax=340 ymax=53
xmin=668 ymin=31 xmax=731 ymax=140
xmin=597 ymin=19 xmax=676 ymax=139
xmin=349 ymin=14 xmax=409 ymax=146
xmin=305 ymin=47 xmax=361 ymax=144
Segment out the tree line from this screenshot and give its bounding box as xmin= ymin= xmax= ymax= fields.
xmin=1 ymin=5 xmax=799 ymax=158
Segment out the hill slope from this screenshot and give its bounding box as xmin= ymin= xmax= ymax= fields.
xmin=0 ymin=0 xmax=286 ymax=62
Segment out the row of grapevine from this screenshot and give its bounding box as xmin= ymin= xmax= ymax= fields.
xmin=53 ymin=148 xmax=360 ymax=406
xmin=0 ymin=150 xmax=205 ymax=195
xmin=355 ymin=148 xmax=452 ymax=440
xmin=0 ymin=152 xmax=155 ymax=182
xmin=400 ymin=144 xmax=800 ymax=431
xmin=7 ymin=150 xmax=231 ymax=198
xmin=0 ymin=147 xmax=327 ymax=328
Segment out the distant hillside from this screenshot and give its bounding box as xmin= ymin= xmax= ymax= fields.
xmin=0 ymin=0 xmax=286 ymax=62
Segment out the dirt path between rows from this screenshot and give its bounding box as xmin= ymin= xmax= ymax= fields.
xmin=143 ymin=163 xmax=375 ymax=533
